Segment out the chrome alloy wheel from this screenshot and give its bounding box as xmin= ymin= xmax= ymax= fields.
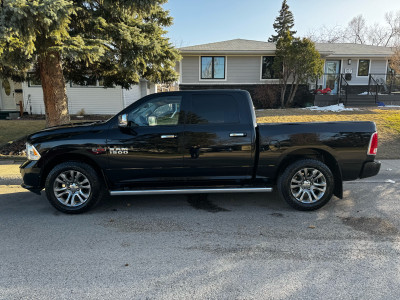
xmin=53 ymin=170 xmax=91 ymax=207
xmin=290 ymin=168 xmax=327 ymax=203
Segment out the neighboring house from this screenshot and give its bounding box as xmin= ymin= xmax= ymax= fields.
xmin=177 ymin=39 xmax=397 ymax=105
xmin=0 ymin=77 xmax=156 ymax=118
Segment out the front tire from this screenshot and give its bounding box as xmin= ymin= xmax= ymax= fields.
xmin=45 ymin=162 xmax=104 ymax=214
xmin=278 ymin=159 xmax=334 ymax=211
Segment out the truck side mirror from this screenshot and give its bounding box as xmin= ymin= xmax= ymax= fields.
xmin=118 ymin=114 xmax=128 ymax=127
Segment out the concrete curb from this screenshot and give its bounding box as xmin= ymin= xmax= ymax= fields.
xmin=0 ymin=163 xmax=22 ymax=185
xmin=0 ymin=178 xmax=22 ymax=185
xmin=0 ymin=156 xmax=25 ymax=163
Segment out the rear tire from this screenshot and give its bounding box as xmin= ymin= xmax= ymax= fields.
xmin=278 ymin=159 xmax=334 ymax=211
xmin=45 ymin=161 xmax=104 ymax=214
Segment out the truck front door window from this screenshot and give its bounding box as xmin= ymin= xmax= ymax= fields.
xmin=128 ymin=96 xmax=182 ymax=126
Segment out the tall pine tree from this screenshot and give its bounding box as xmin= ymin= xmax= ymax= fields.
xmin=268 ymin=0 xmax=296 ymax=42
xmin=0 ymin=0 xmax=180 ymax=127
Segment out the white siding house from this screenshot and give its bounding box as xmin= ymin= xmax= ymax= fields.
xmin=0 ymin=79 xmax=156 ymax=115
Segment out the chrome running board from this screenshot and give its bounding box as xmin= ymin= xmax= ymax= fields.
xmin=110 ymin=187 xmax=273 ymax=196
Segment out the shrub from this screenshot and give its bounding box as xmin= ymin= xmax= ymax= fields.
xmin=77 ymin=108 xmax=85 ymax=116
xmin=252 ymin=85 xmax=280 ymax=109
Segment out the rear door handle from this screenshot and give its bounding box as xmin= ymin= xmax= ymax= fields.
xmin=230 ymin=133 xmax=247 ymax=137
xmin=161 ymin=134 xmax=177 ymax=139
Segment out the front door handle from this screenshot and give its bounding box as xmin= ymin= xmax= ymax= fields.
xmin=161 ymin=134 xmax=177 ymax=139
xmin=230 ymin=133 xmax=247 ymax=137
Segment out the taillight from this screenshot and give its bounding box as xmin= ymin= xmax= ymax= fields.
xmin=367 ymin=132 xmax=378 ymax=155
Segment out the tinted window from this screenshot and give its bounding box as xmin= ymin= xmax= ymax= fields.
xmin=190 ymin=94 xmax=239 ymax=124
xmin=127 ymin=96 xmax=182 ymax=127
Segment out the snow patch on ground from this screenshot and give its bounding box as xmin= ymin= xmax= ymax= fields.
xmin=358 ymin=92 xmax=385 ymax=95
xmin=304 ymin=104 xmax=357 ymax=112
xmin=380 ymin=105 xmax=400 ymax=108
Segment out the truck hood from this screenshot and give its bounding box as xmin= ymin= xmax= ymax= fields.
xmin=27 ymin=121 xmax=108 ymax=144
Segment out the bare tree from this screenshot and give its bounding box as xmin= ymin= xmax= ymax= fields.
xmin=306 ymin=11 xmax=400 ymax=47
xmin=367 ymin=23 xmax=390 ymax=46
xmin=347 ymin=15 xmax=367 ymax=44
xmin=384 ymin=11 xmax=400 ymax=46
xmin=306 ymin=25 xmax=346 ymax=43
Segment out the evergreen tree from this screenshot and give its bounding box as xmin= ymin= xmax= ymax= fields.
xmin=0 ymin=0 xmax=180 ymax=127
xmin=273 ymin=30 xmax=293 ymax=107
xmin=268 ymin=0 xmax=296 ymax=42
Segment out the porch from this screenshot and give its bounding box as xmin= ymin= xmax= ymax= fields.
xmin=314 ymin=73 xmax=400 ymax=107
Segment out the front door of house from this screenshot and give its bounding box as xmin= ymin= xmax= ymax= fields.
xmin=325 ymin=61 xmax=340 ymax=94
xmin=1 ymin=79 xmax=16 ymax=110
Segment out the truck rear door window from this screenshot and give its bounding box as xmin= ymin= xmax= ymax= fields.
xmin=190 ymin=94 xmax=239 ymax=124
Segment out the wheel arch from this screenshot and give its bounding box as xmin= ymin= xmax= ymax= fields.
xmin=276 ymin=148 xmax=343 ymax=199
xmin=41 ymin=153 xmax=109 ymax=189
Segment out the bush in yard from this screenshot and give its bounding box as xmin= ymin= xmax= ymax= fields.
xmin=289 ymin=85 xmax=314 ymax=107
xmin=253 ymin=85 xmax=280 ymax=109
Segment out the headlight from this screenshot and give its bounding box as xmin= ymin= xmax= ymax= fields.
xmin=26 ymin=143 xmax=41 ymax=161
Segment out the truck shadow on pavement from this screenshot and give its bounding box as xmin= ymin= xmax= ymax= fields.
xmin=96 ymin=189 xmax=291 ymax=213
xmin=0 ymin=188 xmax=302 ymax=215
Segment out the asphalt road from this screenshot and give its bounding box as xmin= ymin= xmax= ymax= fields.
xmin=1 ymin=160 xmax=400 ymax=299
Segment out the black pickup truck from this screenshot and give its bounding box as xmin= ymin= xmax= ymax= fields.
xmin=21 ymin=90 xmax=380 ymax=213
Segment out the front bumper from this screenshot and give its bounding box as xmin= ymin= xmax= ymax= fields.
xmin=360 ymin=161 xmax=381 ymax=179
xmin=20 ymin=160 xmax=43 ymax=194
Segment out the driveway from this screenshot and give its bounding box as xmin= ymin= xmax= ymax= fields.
xmin=0 ymin=160 xmax=400 ymax=299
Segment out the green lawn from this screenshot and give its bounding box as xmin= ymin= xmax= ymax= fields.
xmin=0 ymin=120 xmax=46 ymax=146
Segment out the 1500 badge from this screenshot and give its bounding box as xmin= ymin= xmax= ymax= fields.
xmin=109 ymin=147 xmax=129 ymax=154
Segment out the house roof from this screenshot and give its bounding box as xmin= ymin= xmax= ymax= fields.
xmin=179 ymin=38 xmax=394 ymax=57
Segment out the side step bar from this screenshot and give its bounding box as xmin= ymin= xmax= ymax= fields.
xmin=110 ymin=187 xmax=273 ymax=196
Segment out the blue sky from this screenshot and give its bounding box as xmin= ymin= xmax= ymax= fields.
xmin=163 ymin=0 xmax=400 ymax=47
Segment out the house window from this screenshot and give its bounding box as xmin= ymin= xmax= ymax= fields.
xmin=28 ymin=73 xmax=41 ymax=87
xmin=201 ymin=56 xmax=225 ymax=79
xmin=261 ymin=56 xmax=278 ymax=79
xmin=70 ymin=76 xmax=104 ymax=87
xmin=358 ymin=60 xmax=370 ymax=76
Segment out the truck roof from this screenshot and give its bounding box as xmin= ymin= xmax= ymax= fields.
xmin=154 ymin=89 xmax=249 ymax=96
